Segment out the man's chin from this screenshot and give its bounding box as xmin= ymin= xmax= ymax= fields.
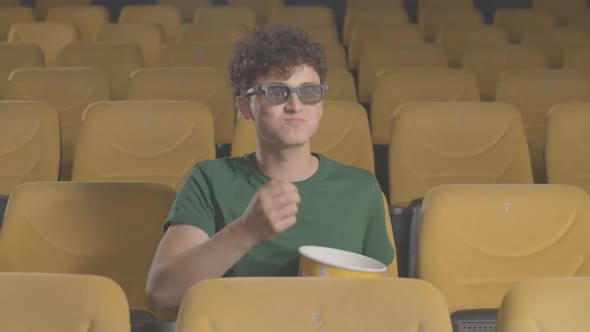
xmin=275 ymin=138 xmax=310 ymax=149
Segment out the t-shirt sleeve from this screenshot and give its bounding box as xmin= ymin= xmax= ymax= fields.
xmin=362 ymin=181 xmax=395 ymax=266
xmin=165 ymin=164 xmax=216 ymax=236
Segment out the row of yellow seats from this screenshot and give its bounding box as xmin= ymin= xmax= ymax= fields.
xmin=2 ymin=20 xmax=343 ymax=67
xmin=367 ymin=68 xmax=590 ymax=183
xmin=2 ymin=98 xmax=590 ymax=210
xmin=344 ymin=0 xmax=589 ymax=45
xmin=0 ymin=41 xmax=348 ymax=100
xmin=5 ymin=26 xmax=588 ymax=121
xmin=1 ymin=63 xmax=587 ymax=184
xmin=495 ymin=8 xmax=590 ymax=42
xmin=357 ymin=43 xmax=590 ymax=104
xmin=352 ymin=22 xmax=590 ymax=76
xmin=341 ymin=0 xmax=580 ymax=44
xmin=158 ymin=0 xmax=304 ymax=25
xmin=120 ymin=4 xmax=336 ymax=40
xmin=0 ymin=0 xmax=332 ymax=24
xmin=1 ymin=181 xmax=590 ymax=328
xmin=343 ymin=0 xmax=477 ymax=43
xmin=422 ymin=8 xmax=589 ymax=43
xmin=1 ymin=0 xmax=285 ymax=24
xmin=3 ymin=0 xmax=587 ymax=35
xmin=345 ymin=8 xmax=590 ymax=71
xmin=4 ymin=272 xmax=588 ymax=332
xmin=0 ymin=4 xmax=340 ymax=44
xmin=0 ymin=67 xmax=234 ymax=179
xmin=526 ymin=0 xmax=589 ymax=25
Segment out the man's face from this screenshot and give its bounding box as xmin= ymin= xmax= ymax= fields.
xmin=239 ymin=64 xmax=323 ymax=150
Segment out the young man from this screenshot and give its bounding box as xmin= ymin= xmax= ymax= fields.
xmin=146 ymin=23 xmax=394 ymax=312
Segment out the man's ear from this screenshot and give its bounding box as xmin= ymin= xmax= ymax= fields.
xmin=236 ymin=95 xmax=254 ymax=119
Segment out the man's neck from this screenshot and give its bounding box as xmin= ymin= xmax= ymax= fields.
xmin=255 ymin=144 xmax=319 ymax=183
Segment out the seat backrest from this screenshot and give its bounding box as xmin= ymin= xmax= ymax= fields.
xmin=348 ymin=24 xmax=422 ymax=70
xmin=418 ymin=184 xmax=590 ymax=313
xmin=358 ymin=44 xmax=448 ymax=103
xmin=125 ymin=67 xmax=234 ymax=145
xmin=227 ymin=0 xmax=282 ymax=24
xmin=346 ymin=0 xmax=404 ymax=10
xmin=230 ymin=115 xmax=256 ymax=157
xmin=72 ymin=101 xmax=215 ymax=189
xmin=496 ymin=69 xmax=590 ymax=182
xmin=371 ymin=69 xmax=480 ymax=145
xmin=389 ymin=102 xmax=533 ymax=207
xmin=564 ymin=46 xmax=590 ymax=71
xmin=153 ymin=42 xmax=235 ymax=73
xmin=545 ymin=102 xmax=590 ymax=193
xmin=268 ymin=6 xmax=335 ymax=26
xmin=419 ymin=0 xmax=474 ymax=11
xmin=46 ymin=6 xmax=109 ymax=42
xmin=494 ymin=9 xmax=556 ymax=43
xmin=7 ymin=22 xmax=78 ymax=66
xmin=436 ymin=25 xmax=508 ymax=68
xmin=0 ymin=101 xmax=60 ymax=196
xmin=419 ymin=9 xmax=484 ymax=42
xmin=57 ymin=42 xmax=144 ymax=100
xmin=311 ymin=101 xmax=374 ymax=173
xmin=0 ymin=181 xmax=177 ymax=313
xmin=0 ymin=6 xmax=34 ymax=40
xmin=176 ymin=23 xmax=247 ymax=43
xmin=343 ymin=8 xmax=408 ymax=46
xmin=497 ymin=277 xmax=590 ymax=332
xmin=568 ymin=12 xmax=590 ymax=34
xmin=523 ymin=27 xmax=590 ymax=68
xmin=323 ymin=43 xmax=348 ymax=69
xmin=533 ymin=0 xmax=588 ymax=25
xmin=0 ymin=43 xmax=43 ymax=96
xmin=0 ymin=273 xmax=130 ymax=332
xmin=95 ymin=23 xmax=164 ymax=65
xmin=4 ymin=67 xmax=111 ymax=180
xmin=34 ymin=0 xmax=91 ymax=20
xmin=157 ymin=0 xmax=211 ymax=22
xmin=232 ymin=101 xmax=374 ymax=173
xmin=300 ymin=24 xmax=340 ymax=47
xmin=323 ymin=68 xmax=357 ymax=102
xmin=462 ymin=45 xmax=548 ymax=101
xmin=118 ymin=5 xmax=181 ymax=42
xmin=193 ymin=6 xmax=256 ymax=30
xmin=177 ymin=278 xmax=452 ymax=332
xmin=0 ymin=0 xmax=22 ymax=6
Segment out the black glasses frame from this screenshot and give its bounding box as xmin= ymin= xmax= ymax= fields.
xmin=243 ymin=83 xmax=329 ymax=104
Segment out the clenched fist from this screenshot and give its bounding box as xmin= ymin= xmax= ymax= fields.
xmin=237 ymin=180 xmax=301 ymax=244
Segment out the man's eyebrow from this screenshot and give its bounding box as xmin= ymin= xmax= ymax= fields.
xmin=289 ymin=82 xmax=321 ymax=85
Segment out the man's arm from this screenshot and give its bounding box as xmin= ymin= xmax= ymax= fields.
xmin=146 ymin=180 xmax=300 ymax=313
xmin=145 ymin=222 xmax=256 ymax=313
xmin=362 ymin=182 xmax=396 ymax=268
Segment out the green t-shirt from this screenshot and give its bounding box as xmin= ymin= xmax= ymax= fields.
xmin=166 ymin=153 xmax=395 ymax=277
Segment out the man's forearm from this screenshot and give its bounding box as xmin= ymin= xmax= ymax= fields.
xmin=146 ymin=221 xmax=256 ymax=312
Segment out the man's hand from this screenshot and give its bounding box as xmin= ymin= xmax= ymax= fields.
xmin=237 ymin=180 xmax=301 ymax=244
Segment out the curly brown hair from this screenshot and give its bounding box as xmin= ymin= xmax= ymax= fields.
xmin=228 ymin=23 xmax=328 ymax=96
